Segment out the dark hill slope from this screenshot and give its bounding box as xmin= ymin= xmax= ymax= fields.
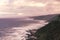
xmin=35 ymin=15 xmax=60 ymax=40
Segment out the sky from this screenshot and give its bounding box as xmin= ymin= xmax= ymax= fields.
xmin=0 ymin=0 xmax=60 ymax=17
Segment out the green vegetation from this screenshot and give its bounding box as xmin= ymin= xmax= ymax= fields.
xmin=35 ymin=15 xmax=60 ymax=40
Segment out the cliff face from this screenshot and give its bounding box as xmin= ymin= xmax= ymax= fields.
xmin=35 ymin=15 xmax=60 ymax=40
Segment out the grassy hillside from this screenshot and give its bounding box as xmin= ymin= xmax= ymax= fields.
xmin=35 ymin=15 xmax=60 ymax=40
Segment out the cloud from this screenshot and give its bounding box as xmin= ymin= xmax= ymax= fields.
xmin=0 ymin=0 xmax=9 ymax=5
